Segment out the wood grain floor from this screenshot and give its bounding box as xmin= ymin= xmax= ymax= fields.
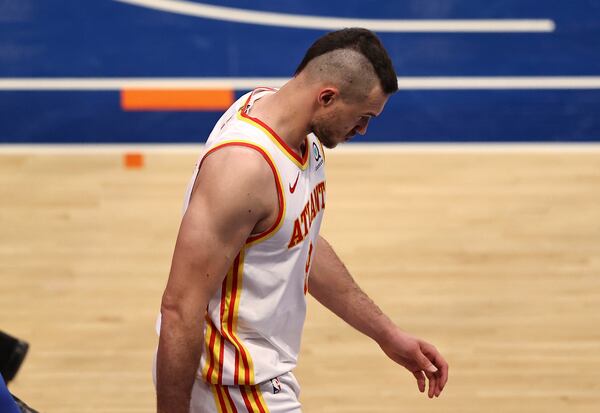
xmin=1 ymin=148 xmax=599 ymax=412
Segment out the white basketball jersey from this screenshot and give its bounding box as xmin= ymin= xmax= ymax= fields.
xmin=164 ymin=88 xmax=327 ymax=386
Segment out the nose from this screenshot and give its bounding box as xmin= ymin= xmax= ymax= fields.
xmin=356 ymin=117 xmax=370 ymax=135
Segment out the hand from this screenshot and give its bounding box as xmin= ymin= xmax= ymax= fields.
xmin=378 ymin=328 xmax=449 ymax=398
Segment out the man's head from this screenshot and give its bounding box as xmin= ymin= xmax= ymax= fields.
xmin=295 ymin=28 xmax=398 ymax=148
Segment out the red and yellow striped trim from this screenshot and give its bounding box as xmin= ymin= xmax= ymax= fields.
xmin=210 ymin=383 xmax=271 ymax=413
xmin=241 ymin=385 xmax=270 ymax=413
xmin=204 ymin=249 xmax=254 ymax=385
xmin=237 ymin=89 xmax=309 ymax=170
xmin=199 ymin=140 xmax=286 ymax=247
xmin=211 ymin=383 xmax=238 ymax=413
xmin=202 ymin=316 xmax=224 ymax=383
xmin=220 ymin=249 xmax=254 ymax=385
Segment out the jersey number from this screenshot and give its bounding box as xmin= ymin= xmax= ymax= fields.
xmin=304 ymin=241 xmax=313 ymax=295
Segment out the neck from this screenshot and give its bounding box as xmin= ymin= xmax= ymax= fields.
xmin=249 ymin=80 xmax=313 ymax=155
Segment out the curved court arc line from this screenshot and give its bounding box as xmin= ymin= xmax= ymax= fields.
xmin=114 ymin=0 xmax=555 ymax=32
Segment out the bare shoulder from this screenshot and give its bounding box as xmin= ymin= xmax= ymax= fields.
xmin=195 ymin=144 xmax=275 ymax=199
xmin=201 ymin=144 xmax=274 ymax=181
xmin=188 ymin=144 xmax=279 ymax=236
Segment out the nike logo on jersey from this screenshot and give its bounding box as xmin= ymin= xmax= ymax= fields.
xmin=289 ymin=172 xmax=300 ymax=193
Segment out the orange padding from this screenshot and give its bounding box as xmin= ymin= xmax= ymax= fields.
xmin=121 ymin=89 xmax=234 ymax=111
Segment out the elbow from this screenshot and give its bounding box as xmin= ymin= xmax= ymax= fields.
xmin=160 ymin=290 xmax=206 ymax=328
xmin=160 ymin=291 xmax=187 ymax=325
xmin=307 ymin=267 xmax=325 ymax=298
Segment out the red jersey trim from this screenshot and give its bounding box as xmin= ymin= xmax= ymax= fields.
xmin=200 ymin=140 xmax=285 ymax=246
xmin=239 ymin=88 xmax=309 ymax=170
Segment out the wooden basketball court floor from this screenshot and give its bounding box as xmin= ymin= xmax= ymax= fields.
xmin=1 ymin=145 xmax=599 ymax=412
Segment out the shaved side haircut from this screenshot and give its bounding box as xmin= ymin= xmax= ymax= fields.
xmin=295 ymin=28 xmax=398 ymax=100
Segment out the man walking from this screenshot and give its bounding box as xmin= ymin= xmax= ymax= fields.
xmin=155 ymin=28 xmax=448 ymax=413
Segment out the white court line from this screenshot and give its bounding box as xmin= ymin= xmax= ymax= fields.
xmin=1 ymin=143 xmax=600 ymax=155
xmin=0 ymin=78 xmax=289 ymax=90
xmin=397 ymin=77 xmax=600 ymax=90
xmin=2 ymin=77 xmax=600 ymax=90
xmin=0 ymin=144 xmax=205 ymax=154
xmin=114 ymin=0 xmax=555 ymax=32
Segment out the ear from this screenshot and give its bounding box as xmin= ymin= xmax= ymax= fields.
xmin=317 ymin=88 xmax=339 ymax=107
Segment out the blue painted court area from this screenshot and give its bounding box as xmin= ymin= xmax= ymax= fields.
xmin=1 ymin=0 xmax=599 ymax=142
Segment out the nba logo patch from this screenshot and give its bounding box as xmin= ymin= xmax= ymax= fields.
xmin=312 ymin=142 xmax=324 ymax=171
xmin=270 ymin=377 xmax=282 ymax=394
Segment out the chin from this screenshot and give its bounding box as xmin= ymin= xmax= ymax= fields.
xmin=323 ymin=139 xmax=339 ymax=149
xmin=314 ymin=133 xmax=336 ymax=149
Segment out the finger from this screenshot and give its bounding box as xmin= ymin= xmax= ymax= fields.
xmin=423 ymin=344 xmax=448 ymax=393
xmin=416 ymin=349 xmax=438 ymax=374
xmin=413 ymin=371 xmax=425 ymax=393
xmin=431 ymin=360 xmax=443 ymax=397
xmin=424 ymin=369 xmax=437 ymax=399
xmin=436 ymin=371 xmax=443 ymax=397
xmin=429 ymin=351 xmax=449 ymax=394
xmin=438 ymin=357 xmax=449 ymax=393
xmin=415 ymin=345 xmax=439 ymax=398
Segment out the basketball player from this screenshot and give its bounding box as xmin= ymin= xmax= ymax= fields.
xmin=155 ymin=28 xmax=448 ymax=413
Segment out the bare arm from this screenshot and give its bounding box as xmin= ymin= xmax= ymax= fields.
xmin=308 ymin=236 xmax=449 ymax=398
xmin=156 ymin=147 xmax=277 ymax=413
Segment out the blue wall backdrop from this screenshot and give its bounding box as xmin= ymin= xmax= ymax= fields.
xmin=1 ymin=0 xmax=599 ymax=143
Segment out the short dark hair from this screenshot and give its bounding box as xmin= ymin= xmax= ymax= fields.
xmin=295 ymin=28 xmax=398 ymax=94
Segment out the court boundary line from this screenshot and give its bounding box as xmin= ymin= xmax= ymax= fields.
xmin=1 ymin=143 xmax=600 ymax=154
xmin=3 ymin=77 xmax=600 ymax=90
